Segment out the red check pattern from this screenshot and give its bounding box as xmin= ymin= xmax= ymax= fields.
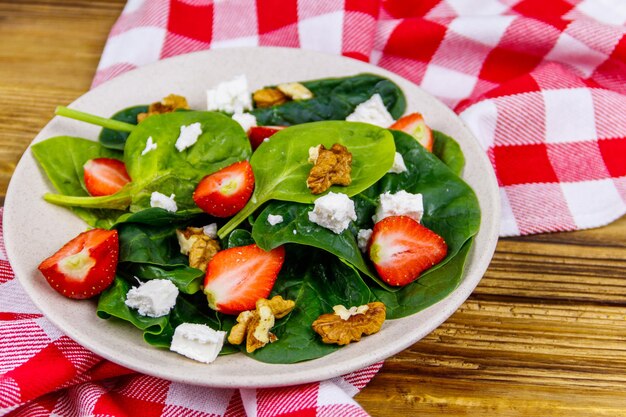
xmin=3 ymin=0 xmax=626 ymax=416
xmin=0 ymin=208 xmax=382 ymax=416
xmin=92 ymin=0 xmax=626 ymax=237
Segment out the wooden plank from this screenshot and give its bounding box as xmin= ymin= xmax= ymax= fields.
xmin=478 ymin=216 xmax=626 ymax=303
xmin=358 ymin=374 xmax=626 ymax=416
xmin=358 ymin=298 xmax=626 ymax=415
xmin=0 ymin=0 xmax=125 ymax=196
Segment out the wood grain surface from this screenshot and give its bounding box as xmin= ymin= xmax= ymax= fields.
xmin=1 ymin=2 xmax=625 ymax=416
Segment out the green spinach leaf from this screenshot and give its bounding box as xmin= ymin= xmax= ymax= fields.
xmin=31 ymin=136 xmax=125 ymax=228
xmin=113 ymin=207 xmax=209 ymax=294
xmin=99 ymin=105 xmax=148 ymax=150
xmin=225 ymin=229 xmax=255 ymax=248
xmin=218 ymin=121 xmax=395 ymax=237
xmin=251 ymin=73 xmax=406 ymax=125
xmin=97 ymin=277 xmax=170 ymax=340
xmin=247 ymin=249 xmax=372 ymax=364
xmin=432 ymin=130 xmax=465 ymax=176
xmin=118 ymin=264 xmax=204 ymax=295
xmin=252 ymin=202 xmax=379 ymax=283
xmin=98 ymin=277 xmax=236 ymax=354
xmin=43 ymin=111 xmax=252 ymax=213
xmin=354 ymin=130 xmax=480 ymax=274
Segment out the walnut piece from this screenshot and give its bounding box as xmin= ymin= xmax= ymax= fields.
xmin=175 ymin=227 xmax=220 ymax=272
xmin=227 ymin=295 xmax=295 ymax=353
xmin=258 ymin=296 xmax=296 ymax=319
xmin=312 ymin=302 xmax=386 ymax=345
xmin=137 ymin=94 xmax=189 ymax=122
xmin=306 ymin=144 xmax=353 ymax=194
xmin=252 ymin=88 xmax=288 ymax=108
xmin=228 ymin=310 xmax=254 ymax=345
xmin=277 ymin=82 xmax=313 ymax=100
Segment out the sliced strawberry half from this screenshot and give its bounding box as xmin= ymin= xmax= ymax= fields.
xmin=38 ymin=229 xmax=119 ymax=299
xmin=248 ymin=126 xmax=285 ymax=150
xmin=193 ymin=160 xmax=255 ymax=217
xmin=203 ymin=244 xmax=285 ymax=315
xmin=390 ymin=113 xmax=434 ymax=152
xmin=84 ymin=158 xmax=131 ymax=196
xmin=369 ymin=216 xmax=447 ymax=286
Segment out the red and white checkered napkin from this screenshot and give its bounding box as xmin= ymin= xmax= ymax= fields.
xmin=94 ymin=0 xmax=626 ymax=236
xmin=0 ymin=212 xmax=381 ymax=416
xmin=4 ymin=0 xmax=626 ymax=415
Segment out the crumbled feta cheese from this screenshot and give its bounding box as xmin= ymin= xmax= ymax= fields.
xmin=170 ymin=323 xmax=226 ymax=364
xmin=176 ymin=230 xmax=195 ymax=255
xmin=292 ymin=229 xmax=297 ymax=235
xmin=150 ymin=192 xmax=177 ymax=212
xmin=373 ymin=190 xmax=423 ymax=223
xmin=308 ymin=192 xmax=357 ymax=234
xmin=231 ymin=112 xmax=257 ymax=132
xmin=333 ymin=304 xmax=369 ymax=320
xmin=267 ymin=214 xmax=284 ymax=226
xmin=206 ymin=74 xmax=252 ymax=114
xmin=308 ymin=145 xmax=321 ymax=164
xmin=125 ymin=279 xmax=179 ymax=318
xmin=203 ymin=223 xmax=218 ymax=239
xmin=175 ymin=122 xmax=202 ymax=152
xmin=388 ymin=152 xmax=407 ymax=174
xmin=277 ymin=82 xmax=313 ymax=100
xmin=141 ymin=136 xmax=157 ymax=156
xmin=345 ymin=94 xmax=395 ymax=128
xmin=357 ymin=229 xmax=373 ymax=252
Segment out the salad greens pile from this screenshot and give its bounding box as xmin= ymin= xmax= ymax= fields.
xmin=33 ymin=73 xmax=480 ymax=364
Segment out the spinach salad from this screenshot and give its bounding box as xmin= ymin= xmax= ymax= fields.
xmin=33 ymin=74 xmax=480 ymax=364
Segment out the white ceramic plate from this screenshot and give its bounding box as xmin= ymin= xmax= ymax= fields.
xmin=4 ymin=47 xmax=500 ymax=388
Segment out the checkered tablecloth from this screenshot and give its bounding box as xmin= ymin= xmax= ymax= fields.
xmin=2 ymin=0 xmax=626 ymax=416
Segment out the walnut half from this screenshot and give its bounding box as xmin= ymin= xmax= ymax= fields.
xmin=252 ymin=88 xmax=288 ymax=108
xmin=252 ymin=83 xmax=314 ymax=108
xmin=306 ymin=144 xmax=352 ymax=195
xmin=137 ymin=94 xmax=189 ymax=122
xmin=175 ymin=227 xmax=220 ymax=272
xmin=228 ymin=295 xmax=296 ymax=353
xmin=311 ymin=302 xmax=386 ymax=345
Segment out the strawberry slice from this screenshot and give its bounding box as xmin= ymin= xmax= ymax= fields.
xmin=203 ymin=244 xmax=285 ymax=315
xmin=248 ymin=126 xmax=285 ymax=150
xmin=84 ymin=158 xmax=131 ymax=196
xmin=369 ymin=216 xmax=447 ymax=286
xmin=389 ymin=113 xmax=434 ymax=152
xmin=38 ymin=229 xmax=119 ymax=299
xmin=193 ymin=160 xmax=255 ymax=217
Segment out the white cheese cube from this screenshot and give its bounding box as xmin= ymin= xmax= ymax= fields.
xmin=170 ymin=323 xmax=226 ymax=364
xmin=231 ymin=112 xmax=257 ymax=132
xmin=141 ymin=136 xmax=157 ymax=156
xmin=175 ymin=122 xmax=202 ymax=152
xmin=267 ymin=214 xmax=284 ymax=226
xmin=125 ymin=279 xmax=179 ymax=318
xmin=308 ymin=145 xmax=321 ymax=164
xmin=345 ymin=93 xmax=395 ymax=128
xmin=150 ymin=192 xmax=178 ymax=212
xmin=206 ymin=74 xmax=252 ymax=114
xmin=388 ymin=152 xmax=408 ymax=174
xmin=357 ymin=229 xmax=373 ymax=252
xmin=203 ymin=223 xmax=218 ymax=239
xmin=308 ymin=192 xmax=357 ymax=234
xmin=373 ymin=190 xmax=423 ymax=223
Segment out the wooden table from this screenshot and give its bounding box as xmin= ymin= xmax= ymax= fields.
xmin=2 ymin=2 xmax=625 ymax=415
